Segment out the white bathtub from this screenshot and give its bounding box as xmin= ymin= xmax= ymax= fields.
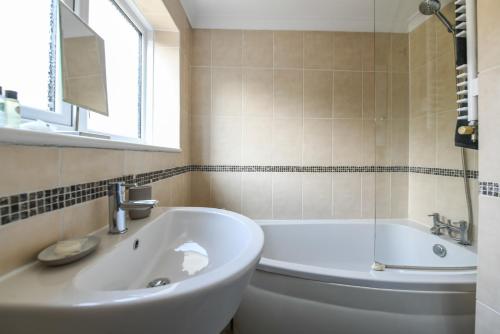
xmin=234 ymin=219 xmax=477 ymax=334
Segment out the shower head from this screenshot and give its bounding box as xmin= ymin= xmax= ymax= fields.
xmin=419 ymin=0 xmax=441 ymax=16
xmin=418 ymin=0 xmax=455 ymax=34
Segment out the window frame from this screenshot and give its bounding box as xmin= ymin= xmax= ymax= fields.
xmin=75 ymin=0 xmax=154 ymax=144
xmin=18 ymin=0 xmax=73 ymax=127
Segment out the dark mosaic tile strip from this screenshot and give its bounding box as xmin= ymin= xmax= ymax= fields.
xmin=190 ymin=165 xmax=478 ymax=178
xmin=0 ymin=165 xmax=479 ymax=226
xmin=0 ymin=166 xmax=191 ymax=226
xmin=479 ymin=182 xmax=500 ymax=198
xmin=409 ymin=167 xmax=479 ymax=179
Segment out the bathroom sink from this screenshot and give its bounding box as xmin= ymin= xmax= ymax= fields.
xmin=0 ymin=207 xmax=264 ymax=334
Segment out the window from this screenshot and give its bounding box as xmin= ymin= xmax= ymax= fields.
xmin=0 ymin=0 xmax=70 ymax=125
xmin=85 ymin=0 xmax=144 ymax=139
xmin=0 ymin=0 xmax=181 ymax=150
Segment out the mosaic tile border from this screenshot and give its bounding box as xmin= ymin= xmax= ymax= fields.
xmin=0 ymin=165 xmax=478 ymax=226
xmin=0 ymin=166 xmax=191 ymax=226
xmin=479 ymin=182 xmax=500 ymax=198
xmin=190 ymin=165 xmax=478 ymax=178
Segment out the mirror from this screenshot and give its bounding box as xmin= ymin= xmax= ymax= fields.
xmin=59 ymin=1 xmax=108 ymax=115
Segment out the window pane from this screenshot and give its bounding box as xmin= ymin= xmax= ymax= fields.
xmin=0 ymin=0 xmax=54 ymax=111
xmin=87 ymin=0 xmax=142 ymax=138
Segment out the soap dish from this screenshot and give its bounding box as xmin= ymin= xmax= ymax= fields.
xmin=38 ymin=236 xmax=100 ymax=267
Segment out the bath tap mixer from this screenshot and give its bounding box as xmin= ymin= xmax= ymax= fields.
xmin=108 ymin=182 xmax=158 ymax=234
xmin=428 ymin=213 xmax=471 ymax=245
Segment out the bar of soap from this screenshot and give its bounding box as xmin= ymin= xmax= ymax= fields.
xmin=54 ymin=239 xmax=85 ymax=256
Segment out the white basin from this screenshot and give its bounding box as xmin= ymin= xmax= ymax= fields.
xmin=0 ymin=207 xmax=264 ymax=334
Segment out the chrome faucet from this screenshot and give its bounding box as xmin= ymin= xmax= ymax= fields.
xmin=428 ymin=213 xmax=471 ymax=246
xmin=108 ymin=182 xmax=158 ymax=234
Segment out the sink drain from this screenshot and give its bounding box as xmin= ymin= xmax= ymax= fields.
xmin=147 ymin=278 xmax=170 ymax=288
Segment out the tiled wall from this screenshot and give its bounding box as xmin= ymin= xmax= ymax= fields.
xmin=407 ymin=4 xmax=479 ymax=233
xmin=475 ymin=0 xmax=500 ymax=332
xmin=0 ymin=0 xmax=193 ymax=276
xmin=189 ymin=29 xmax=410 ymax=219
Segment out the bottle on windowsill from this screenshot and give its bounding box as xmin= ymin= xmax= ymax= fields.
xmin=4 ymin=90 xmax=21 ymax=128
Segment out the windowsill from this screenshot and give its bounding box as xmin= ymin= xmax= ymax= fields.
xmin=0 ymin=127 xmax=182 ymax=153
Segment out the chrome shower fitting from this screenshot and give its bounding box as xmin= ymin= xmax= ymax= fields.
xmin=418 ymin=0 xmax=455 ymax=33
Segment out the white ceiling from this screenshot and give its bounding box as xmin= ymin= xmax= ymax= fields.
xmin=179 ymin=0 xmax=430 ymax=33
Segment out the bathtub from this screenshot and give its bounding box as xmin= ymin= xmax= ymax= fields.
xmin=234 ymin=219 xmax=477 ymax=334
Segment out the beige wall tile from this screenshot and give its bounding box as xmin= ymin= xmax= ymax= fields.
xmin=124 ymin=151 xmax=154 ymax=175
xmin=0 ymin=211 xmax=62 ymax=276
xmin=244 ymin=69 xmax=273 ymax=116
xmin=190 ymin=115 xmax=211 ymax=164
xmin=409 ymin=114 xmax=436 ymax=167
xmin=476 ymin=302 xmax=500 ymax=334
xmin=410 ymin=61 xmax=436 ymax=117
xmin=303 ymin=119 xmax=332 ymax=166
xmin=408 ymin=173 xmax=436 ymax=225
xmin=362 ymin=173 xmax=391 ymax=219
xmin=363 ymin=120 xmax=376 ymax=166
xmin=409 ymin=19 xmax=436 ymax=70
xmin=62 ymin=197 xmax=107 ymax=238
xmin=0 ymin=145 xmax=60 ymax=196
xmin=192 ymin=29 xmax=211 ymax=66
xmin=435 ymin=52 xmax=457 ymax=113
xmin=333 ymin=173 xmax=361 ymax=219
xmin=243 ymin=30 xmax=273 ymax=67
xmin=242 ymin=116 xmax=273 ymax=165
xmin=304 ymin=32 xmax=333 ymax=69
xmin=302 ymin=173 xmax=333 ymax=219
xmin=304 ymin=70 xmax=333 ymax=118
xmin=435 ymin=176 xmax=468 ymax=223
xmin=272 ymin=118 xmax=303 ymax=165
xmin=60 ymin=148 xmax=125 ymax=185
xmin=191 ymin=67 xmax=211 ymax=115
xmin=212 ymin=68 xmax=242 ymax=116
xmin=391 ymin=33 xmax=409 ymax=73
xmin=274 ymin=31 xmax=303 ymax=68
xmin=170 ymin=174 xmax=189 ymax=206
xmin=374 ymin=33 xmax=391 ymax=72
xmin=242 ymin=173 xmax=272 ymax=219
xmin=211 ymin=30 xmax=242 ymax=67
xmin=391 ymin=173 xmax=409 ymax=218
xmin=477 ymin=196 xmax=500 ymax=313
xmin=210 ymin=116 xmax=242 ymax=164
xmin=274 ymin=70 xmax=303 ymax=118
xmin=478 ymin=68 xmax=500 ymax=182
xmin=272 ymin=173 xmax=302 ymax=219
xmin=191 ymin=172 xmax=212 ymax=207
xmin=334 ymin=32 xmax=364 ymax=71
xmin=334 ymin=71 xmax=362 ymax=119
xmin=391 ymin=118 xmax=409 ymax=165
xmin=361 ymin=33 xmax=374 ymax=71
xmin=363 ymin=72 xmax=375 ymax=120
xmin=391 ymin=73 xmax=409 ymax=119
xmin=333 ymin=119 xmax=363 ymax=165
xmin=478 ymin=0 xmax=500 ymax=72
xmin=361 ymin=173 xmax=375 ymax=219
xmin=363 ymin=72 xmax=390 ymax=120
xmin=436 ymin=111 xmax=462 ymax=169
xmin=375 ymin=120 xmax=392 ymax=166
xmin=436 ymin=11 xmax=455 ymax=59
xmin=211 ymin=172 xmax=242 ymax=212
xmin=153 ymin=178 xmax=173 ymax=207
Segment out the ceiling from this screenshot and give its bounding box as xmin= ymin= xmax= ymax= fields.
xmin=179 ymin=0 xmax=431 ymax=33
